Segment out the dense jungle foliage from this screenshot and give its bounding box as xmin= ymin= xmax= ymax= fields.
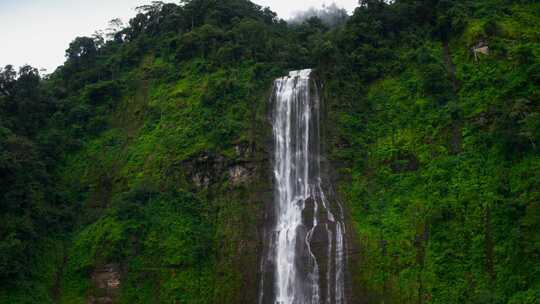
xmin=0 ymin=0 xmax=538 ymax=303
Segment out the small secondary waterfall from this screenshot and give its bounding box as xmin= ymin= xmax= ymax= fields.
xmin=259 ymin=69 xmax=347 ymax=304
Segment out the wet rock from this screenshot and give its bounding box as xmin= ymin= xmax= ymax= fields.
xmin=193 ymin=172 xmax=210 ymax=188
xmin=229 ymin=165 xmax=250 ymax=186
xmin=185 ymin=152 xmax=226 ymax=188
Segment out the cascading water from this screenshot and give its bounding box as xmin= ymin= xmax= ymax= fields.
xmin=259 ymin=69 xmax=347 ymax=304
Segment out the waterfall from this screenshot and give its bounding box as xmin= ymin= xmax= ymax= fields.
xmin=259 ymin=69 xmax=347 ymax=304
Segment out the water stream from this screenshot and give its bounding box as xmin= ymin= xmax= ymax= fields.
xmin=259 ymin=69 xmax=347 ymax=304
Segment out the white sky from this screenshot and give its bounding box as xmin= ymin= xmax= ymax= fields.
xmin=0 ymin=0 xmax=358 ymax=73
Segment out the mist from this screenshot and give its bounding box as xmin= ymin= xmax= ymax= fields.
xmin=288 ymin=2 xmax=349 ymax=27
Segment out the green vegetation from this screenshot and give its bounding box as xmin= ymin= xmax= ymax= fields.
xmin=319 ymin=1 xmax=540 ymax=303
xmin=1 ymin=1 xmax=285 ymax=302
xmin=0 ymin=0 xmax=538 ymax=303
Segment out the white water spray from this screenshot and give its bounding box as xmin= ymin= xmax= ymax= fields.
xmin=259 ymin=69 xmax=347 ymax=304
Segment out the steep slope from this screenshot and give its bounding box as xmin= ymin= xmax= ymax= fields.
xmin=0 ymin=1 xmax=296 ymax=303
xmin=54 ymin=59 xmax=272 ymax=303
xmin=0 ymin=1 xmax=539 ymax=303
xmin=319 ymin=1 xmax=540 ymax=303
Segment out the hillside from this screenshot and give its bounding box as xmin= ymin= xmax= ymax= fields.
xmin=320 ymin=2 xmax=540 ymax=303
xmin=0 ymin=0 xmax=539 ymax=303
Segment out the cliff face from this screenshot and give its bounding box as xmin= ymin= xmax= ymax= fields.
xmin=1 ymin=2 xmax=292 ymax=301
xmin=320 ymin=2 xmax=540 ymax=303
xmin=0 ymin=55 xmax=276 ymax=303
xmin=1 ymin=1 xmax=539 ymax=303
xmin=42 ymin=59 xmax=272 ymax=303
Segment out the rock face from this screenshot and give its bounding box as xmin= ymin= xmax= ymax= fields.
xmin=228 ymin=144 xmax=255 ymax=186
xmin=186 ymin=154 xmax=224 ymax=188
xmin=88 ymin=264 xmax=121 ymax=304
xmin=229 ymin=165 xmax=250 ymax=185
xmin=472 ymin=40 xmax=489 ymax=60
xmin=186 ymin=143 xmax=256 ymax=188
xmin=193 ymin=171 xmax=211 ymax=188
